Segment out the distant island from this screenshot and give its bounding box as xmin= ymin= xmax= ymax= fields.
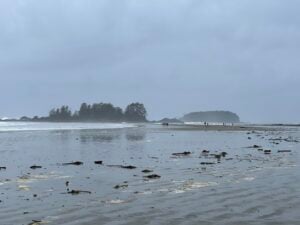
xmin=6 ymin=102 xmax=147 ymax=122
xmin=180 ymin=111 xmax=240 ymax=123
xmin=0 ymin=106 xmax=241 ymax=124
xmin=158 ymin=118 xmax=183 ymax=124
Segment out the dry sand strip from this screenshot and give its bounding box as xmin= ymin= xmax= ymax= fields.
xmin=160 ymin=124 xmax=282 ymax=132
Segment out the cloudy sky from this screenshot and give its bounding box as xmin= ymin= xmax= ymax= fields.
xmin=0 ymin=0 xmax=299 ymax=123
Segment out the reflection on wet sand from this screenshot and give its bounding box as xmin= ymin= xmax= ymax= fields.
xmin=78 ymin=128 xmax=146 ymax=143
xmin=126 ymin=129 xmax=146 ymax=141
xmin=79 ymin=130 xmax=121 ymax=143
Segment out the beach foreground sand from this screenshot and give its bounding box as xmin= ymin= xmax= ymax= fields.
xmin=0 ymin=122 xmax=299 ymax=225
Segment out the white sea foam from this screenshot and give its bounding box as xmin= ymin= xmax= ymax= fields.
xmin=0 ymin=122 xmax=136 ymax=132
xmin=105 ymin=199 xmax=127 ymax=204
xmin=184 ymin=122 xmax=242 ymax=126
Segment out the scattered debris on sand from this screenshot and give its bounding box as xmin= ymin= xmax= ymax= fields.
xmin=278 ymin=150 xmax=292 ymax=153
xmin=121 ymin=165 xmax=137 ymax=169
xmin=142 ymin=169 xmax=153 ymax=173
xmin=30 ymin=165 xmax=42 ymax=170
xmin=67 ymin=190 xmax=91 ymax=195
xmin=107 ymin=165 xmax=137 ymax=169
xmin=114 ymin=183 xmax=129 ymax=189
xmin=264 ymin=150 xmax=272 ymax=154
xmin=202 ymin=150 xmax=210 ymax=154
xmin=220 ymin=152 xmax=228 ymax=157
xmin=62 ymin=161 xmax=83 ymax=166
xmin=172 ymin=151 xmax=191 ymax=156
xmin=246 ymin=145 xmax=262 ymax=149
xmin=213 ymin=154 xmax=222 ymax=160
xmin=144 ymin=174 xmax=161 ymax=179
xmin=269 ymin=137 xmax=299 ymax=143
xmin=28 ymin=220 xmax=43 ymax=225
xmin=200 ymin=162 xmax=215 ymax=165
xmin=209 ymin=152 xmax=228 ymax=160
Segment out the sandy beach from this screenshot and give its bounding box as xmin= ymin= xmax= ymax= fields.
xmin=158 ymin=123 xmax=282 ymax=132
xmin=0 ymin=122 xmax=299 ymax=225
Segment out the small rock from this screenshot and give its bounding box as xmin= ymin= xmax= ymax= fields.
xmin=30 ymin=165 xmax=42 ymax=170
xmin=214 ymin=154 xmax=222 ymax=160
xmin=121 ymin=165 xmax=137 ymax=169
xmin=62 ymin=161 xmax=83 ymax=166
xmin=172 ymin=151 xmax=191 ymax=156
xmin=142 ymin=169 xmax=153 ymax=173
xmin=107 ymin=165 xmax=137 ymax=169
xmin=68 ymin=190 xmax=91 ymax=195
xmin=94 ymin=161 xmax=103 ymax=165
xmin=220 ymin=152 xmax=228 ymax=157
xmin=144 ymin=174 xmax=161 ymax=179
xmin=114 ymin=184 xmax=128 ymax=189
xmin=28 ymin=220 xmax=42 ymax=225
xmin=278 ymin=150 xmax=292 ymax=153
xmin=200 ymin=162 xmax=215 ymax=165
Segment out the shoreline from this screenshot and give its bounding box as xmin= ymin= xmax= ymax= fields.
xmin=0 ymin=120 xmax=294 ymax=132
xmin=159 ymin=124 xmax=286 ymax=131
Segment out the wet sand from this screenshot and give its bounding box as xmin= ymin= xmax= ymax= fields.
xmin=0 ymin=123 xmax=299 ymax=225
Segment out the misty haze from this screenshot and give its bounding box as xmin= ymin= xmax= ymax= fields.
xmin=0 ymin=1 xmax=299 ymax=225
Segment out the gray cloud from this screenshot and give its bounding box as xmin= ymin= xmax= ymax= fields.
xmin=0 ymin=0 xmax=300 ymax=122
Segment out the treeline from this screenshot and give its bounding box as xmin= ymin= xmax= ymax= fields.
xmin=23 ymin=102 xmax=147 ymax=122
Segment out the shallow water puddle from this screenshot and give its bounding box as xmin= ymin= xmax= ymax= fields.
xmin=16 ymin=172 xmax=71 ymax=184
xmin=18 ymin=184 xmax=31 ymax=191
xmin=28 ymin=220 xmax=50 ymax=225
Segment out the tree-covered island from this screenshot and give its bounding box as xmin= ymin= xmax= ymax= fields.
xmin=19 ymin=102 xmax=147 ymax=122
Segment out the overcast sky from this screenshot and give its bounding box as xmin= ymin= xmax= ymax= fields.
xmin=0 ymin=0 xmax=300 ymax=123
